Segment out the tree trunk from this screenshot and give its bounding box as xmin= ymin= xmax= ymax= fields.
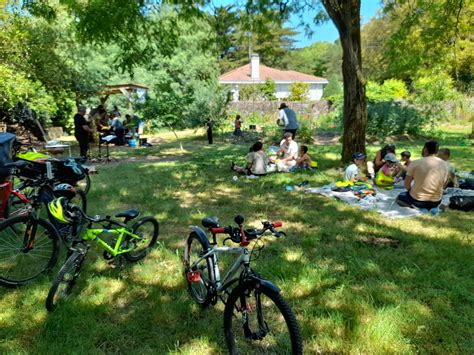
xmin=322 ymin=0 xmax=367 ymax=162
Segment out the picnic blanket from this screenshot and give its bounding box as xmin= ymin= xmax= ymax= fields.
xmin=305 ymin=184 xmax=474 ymax=219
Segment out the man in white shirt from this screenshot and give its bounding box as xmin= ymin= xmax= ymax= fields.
xmin=277 ymin=132 xmax=298 ymax=171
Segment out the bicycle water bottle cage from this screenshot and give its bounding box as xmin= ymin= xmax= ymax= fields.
xmin=115 ymin=208 xmax=139 ymax=222
xmin=202 ymin=217 xmax=219 ymax=228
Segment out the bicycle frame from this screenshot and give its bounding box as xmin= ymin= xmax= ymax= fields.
xmin=192 ymin=244 xmax=251 ymax=294
xmin=81 ymin=227 xmax=141 ymax=257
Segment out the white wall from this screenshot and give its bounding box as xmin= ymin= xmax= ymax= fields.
xmin=227 ymin=83 xmax=325 ymax=101
xmin=275 ymin=84 xmax=290 ymax=100
xmin=308 ymin=84 xmax=324 ymax=100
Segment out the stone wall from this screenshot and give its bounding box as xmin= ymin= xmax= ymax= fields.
xmin=227 ymin=101 xmax=330 ymax=118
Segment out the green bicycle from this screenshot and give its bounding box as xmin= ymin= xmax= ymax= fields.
xmin=45 ymin=197 xmax=159 ymax=311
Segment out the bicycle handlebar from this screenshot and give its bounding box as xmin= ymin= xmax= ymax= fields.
xmin=209 ymin=220 xmax=284 ymax=246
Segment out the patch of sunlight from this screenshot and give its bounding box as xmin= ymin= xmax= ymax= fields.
xmin=362 ymin=260 xmax=381 ymax=275
xmin=81 ymin=277 xmax=126 ymax=305
xmin=129 ymin=259 xmax=181 ymax=288
xmin=284 ymin=249 xmax=306 ymax=263
xmin=323 ymin=152 xmax=340 ymax=160
xmin=169 ymin=337 xmax=217 ymax=355
xmin=291 ymin=276 xmax=318 ymax=298
xmin=395 ymin=265 xmax=416 ymax=279
xmin=354 ymin=309 xmax=412 ymax=353
xmin=323 ymin=285 xmax=349 ymax=310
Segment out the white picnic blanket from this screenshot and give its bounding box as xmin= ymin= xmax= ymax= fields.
xmin=305 ymin=184 xmax=474 ymax=219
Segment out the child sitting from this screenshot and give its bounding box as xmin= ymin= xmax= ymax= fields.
xmin=295 ymin=145 xmax=316 ymax=169
xmin=400 ymin=151 xmax=411 ymax=179
xmin=374 ymin=153 xmax=403 ymax=189
xmin=438 ymin=148 xmax=458 ymax=187
xmin=344 ymin=152 xmax=366 ymax=183
xmin=232 ymin=141 xmax=269 ymax=176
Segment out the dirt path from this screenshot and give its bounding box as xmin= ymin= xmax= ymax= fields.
xmin=313 ymin=132 xmax=341 ymax=145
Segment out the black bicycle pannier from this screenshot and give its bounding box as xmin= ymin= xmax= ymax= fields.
xmin=0 ymin=133 xmax=16 ymax=179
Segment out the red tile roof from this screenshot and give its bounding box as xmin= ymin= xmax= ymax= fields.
xmin=219 ymin=64 xmax=328 ymax=83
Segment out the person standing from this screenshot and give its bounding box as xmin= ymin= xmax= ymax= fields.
xmin=74 ymin=106 xmax=92 ymax=159
xmin=207 ymin=118 xmax=213 ymax=144
xmin=396 ymin=140 xmax=449 ymax=211
xmin=233 ymin=115 xmax=243 ymax=143
xmin=278 ymin=103 xmax=299 ymax=139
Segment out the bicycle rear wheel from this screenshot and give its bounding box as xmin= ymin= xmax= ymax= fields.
xmin=123 ymin=216 xmax=159 ymax=262
xmin=46 ymin=250 xmax=85 ymax=311
xmin=0 ymin=215 xmax=60 ymax=287
xmin=183 ymin=232 xmax=214 ymax=307
xmin=224 ymin=282 xmax=303 ymax=354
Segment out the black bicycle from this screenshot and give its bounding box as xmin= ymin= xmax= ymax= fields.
xmin=183 ymin=214 xmax=303 ymax=354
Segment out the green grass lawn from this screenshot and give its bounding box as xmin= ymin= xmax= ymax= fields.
xmin=1 ymin=126 xmax=473 ymax=354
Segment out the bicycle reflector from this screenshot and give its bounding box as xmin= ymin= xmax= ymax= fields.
xmin=47 ymin=197 xmax=74 ymax=224
xmin=187 ymin=271 xmax=202 ymax=282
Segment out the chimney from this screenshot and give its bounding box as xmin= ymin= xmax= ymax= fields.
xmin=251 ymin=54 xmax=260 ymax=80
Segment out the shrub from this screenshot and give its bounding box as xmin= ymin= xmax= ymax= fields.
xmin=367 ymin=100 xmax=426 ymax=137
xmin=288 ymin=82 xmax=310 ymax=101
xmin=367 ymin=79 xmax=408 ymax=101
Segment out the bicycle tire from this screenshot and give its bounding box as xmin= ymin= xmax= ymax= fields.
xmin=123 ymin=216 xmax=159 ymax=262
xmin=4 ymin=183 xmax=42 ymax=219
xmin=75 ymin=171 xmax=91 ymax=195
xmin=0 ymin=215 xmax=60 ymax=287
xmin=46 ymin=250 xmax=84 ymax=311
xmin=224 ymin=282 xmax=303 ymax=355
xmin=183 ymin=232 xmax=215 ymax=307
xmin=71 ymin=189 xmax=87 ymax=214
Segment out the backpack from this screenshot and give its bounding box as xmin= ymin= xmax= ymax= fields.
xmin=449 ymin=196 xmax=474 ymax=211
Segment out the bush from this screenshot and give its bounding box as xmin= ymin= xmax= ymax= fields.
xmin=288 ymin=82 xmax=310 ymax=101
xmin=367 ymin=100 xmax=426 ymax=137
xmin=239 ymin=79 xmax=277 ymax=101
xmin=367 ymin=79 xmax=408 ymax=101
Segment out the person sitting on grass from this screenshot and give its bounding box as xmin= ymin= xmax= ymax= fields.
xmin=374 ymin=153 xmax=403 ymax=189
xmin=396 ymin=140 xmax=449 ymax=212
xmin=437 ymin=148 xmax=458 ymax=187
xmin=344 ymin=152 xmax=366 ymax=183
xmin=291 ymin=145 xmax=317 ymax=172
xmin=275 ymin=132 xmax=299 ymax=172
xmin=372 ymin=143 xmax=396 ymax=173
xmin=399 ymin=150 xmax=412 ymax=179
xmin=232 ymin=141 xmax=269 ymax=176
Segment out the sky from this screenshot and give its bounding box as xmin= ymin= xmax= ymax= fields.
xmin=210 ymin=1 xmax=383 ymax=48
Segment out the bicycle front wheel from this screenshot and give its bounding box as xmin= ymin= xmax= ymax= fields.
xmin=123 ymin=216 xmax=159 ymax=262
xmin=183 ymin=232 xmax=214 ymax=307
xmin=46 ymin=250 xmax=84 ymax=311
xmin=224 ymin=282 xmax=303 ymax=354
xmin=0 ymin=215 xmax=60 ymax=287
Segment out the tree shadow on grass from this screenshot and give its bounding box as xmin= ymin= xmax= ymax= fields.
xmin=1 ymin=141 xmax=473 ymax=353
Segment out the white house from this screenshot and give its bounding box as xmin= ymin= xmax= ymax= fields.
xmin=219 ymin=54 xmax=329 ymax=101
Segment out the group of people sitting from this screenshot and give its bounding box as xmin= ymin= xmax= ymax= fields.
xmin=344 ymin=141 xmax=456 ymax=211
xmin=231 ymin=136 xmax=457 ymax=212
xmin=231 ymin=132 xmax=316 ymax=177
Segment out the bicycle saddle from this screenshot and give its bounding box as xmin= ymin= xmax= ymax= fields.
xmin=115 ymin=208 xmax=139 ymax=221
xmin=202 ymin=217 xmax=219 ymax=228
